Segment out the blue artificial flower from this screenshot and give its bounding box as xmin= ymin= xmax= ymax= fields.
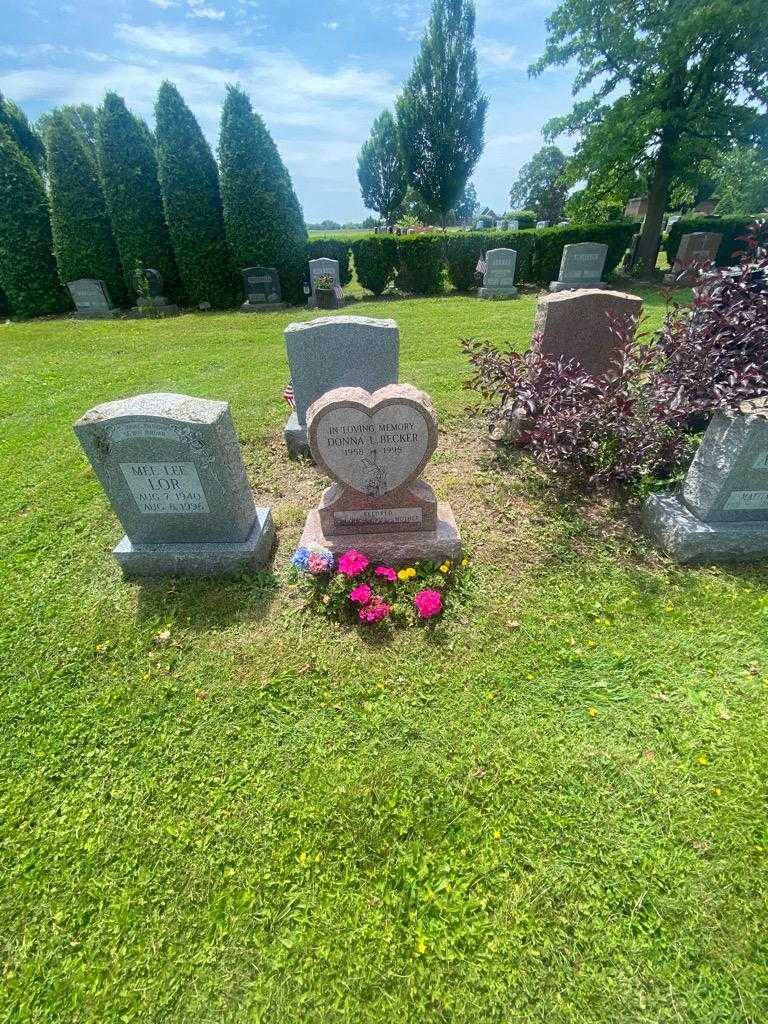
xmin=291 ymin=547 xmax=311 ymax=571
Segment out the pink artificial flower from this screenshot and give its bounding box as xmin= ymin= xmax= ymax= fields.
xmin=358 ymin=596 xmax=391 ymax=623
xmin=349 ymin=583 xmax=373 ymax=605
xmin=375 ymin=565 xmax=397 ymax=582
xmin=338 ymin=549 xmax=370 ymax=577
xmin=414 ymin=588 xmax=443 ymax=619
xmin=307 ymin=552 xmax=330 ymax=575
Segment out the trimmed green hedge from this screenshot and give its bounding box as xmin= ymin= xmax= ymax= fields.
xmin=45 ymin=112 xmax=127 ymax=307
xmin=529 ymin=222 xmax=636 ymax=284
xmin=445 ymin=230 xmax=536 ymax=290
xmin=96 ymin=93 xmax=180 ymax=302
xmin=308 ymin=238 xmax=352 ymax=286
xmin=350 ymin=236 xmax=398 ymax=295
xmin=665 ymin=215 xmax=764 ymax=267
xmin=0 ymin=129 xmax=67 ymax=319
xmin=155 ymin=82 xmax=237 ymax=309
xmin=396 ymin=235 xmax=446 ymax=295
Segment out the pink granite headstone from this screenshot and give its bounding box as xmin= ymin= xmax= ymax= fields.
xmin=533 ymin=288 xmax=643 ymax=375
xmin=298 ymin=384 xmax=461 ymax=565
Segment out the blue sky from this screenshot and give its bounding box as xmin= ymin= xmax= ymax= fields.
xmin=0 ymin=0 xmax=577 ymax=222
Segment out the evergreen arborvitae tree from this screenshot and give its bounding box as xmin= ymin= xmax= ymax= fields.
xmin=95 ymin=92 xmax=180 ymax=301
xmin=155 ymin=82 xmax=236 ymax=308
xmin=396 ymin=0 xmax=487 ymax=225
xmin=219 ymin=85 xmax=307 ymax=305
xmin=0 ymin=93 xmax=44 ymax=170
xmin=45 ymin=112 xmax=127 ymax=305
xmin=357 ymin=110 xmax=407 ymax=222
xmin=0 ymin=128 xmax=66 ymax=318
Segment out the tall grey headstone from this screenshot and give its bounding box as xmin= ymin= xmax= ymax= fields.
xmin=283 ymin=316 xmax=399 ymax=458
xmin=479 ymin=248 xmax=518 ymax=298
xmin=535 ymin=220 xmax=549 ymax=229
xmin=241 ymin=266 xmax=286 ymax=312
xmin=67 ymin=279 xmax=119 ymax=320
xmin=644 ymin=399 xmax=768 ymax=563
xmin=74 ymin=392 xmax=275 ymax=577
xmin=550 ymin=242 xmax=609 ymax=292
xmin=308 ymin=258 xmax=342 ymax=309
xmin=664 ymin=231 xmax=723 ymax=286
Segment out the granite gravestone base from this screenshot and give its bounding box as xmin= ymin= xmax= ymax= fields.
xmin=298 ymin=384 xmax=461 ymax=565
xmin=283 ymin=315 xmax=399 ymax=459
xmin=550 ymin=242 xmax=609 ymax=292
xmin=663 ymin=232 xmax=723 ymax=287
xmin=479 ymin=248 xmax=518 ymax=298
xmin=240 ymin=266 xmax=286 ymax=312
xmin=67 ymin=278 xmax=120 ymax=320
xmin=74 ymin=392 xmax=275 ymax=578
xmin=643 ymin=399 xmax=768 ymax=564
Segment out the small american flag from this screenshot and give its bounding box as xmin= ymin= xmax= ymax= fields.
xmin=476 ymin=256 xmax=487 ymax=275
xmin=283 ymin=380 xmax=295 ymax=408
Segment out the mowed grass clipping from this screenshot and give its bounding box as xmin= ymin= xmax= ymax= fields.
xmin=1 ymin=288 xmax=767 ymax=1024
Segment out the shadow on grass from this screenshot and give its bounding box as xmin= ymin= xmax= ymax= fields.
xmin=135 ymin=569 xmax=279 ymax=632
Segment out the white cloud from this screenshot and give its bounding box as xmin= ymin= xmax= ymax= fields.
xmin=188 ymin=6 xmax=226 ymax=19
xmin=148 ymin=0 xmax=179 ymax=8
xmin=477 ymin=39 xmax=529 ymax=73
xmin=323 ymin=20 xmax=340 ymax=30
xmin=113 ymin=22 xmax=235 ymax=56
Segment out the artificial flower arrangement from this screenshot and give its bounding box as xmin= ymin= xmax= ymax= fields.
xmin=290 ymin=543 xmax=470 ymax=628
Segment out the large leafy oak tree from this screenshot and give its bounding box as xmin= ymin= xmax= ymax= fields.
xmin=531 ymin=0 xmax=768 ymax=269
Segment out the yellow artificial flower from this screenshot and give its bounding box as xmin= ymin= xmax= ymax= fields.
xmin=440 ymin=563 xmax=450 ymax=574
xmin=461 ymin=557 xmax=470 ymax=567
xmin=397 ymin=569 xmax=409 ymax=581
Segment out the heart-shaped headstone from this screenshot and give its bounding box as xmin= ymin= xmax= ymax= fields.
xmin=307 ymin=384 xmax=438 ymax=497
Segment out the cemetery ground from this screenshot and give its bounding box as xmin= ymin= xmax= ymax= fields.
xmin=2 ymin=288 xmax=767 ymax=1024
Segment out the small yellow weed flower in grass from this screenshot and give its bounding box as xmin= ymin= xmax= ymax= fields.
xmin=417 ymin=939 xmax=426 ymax=955
xmin=588 ymin=708 xmax=599 ymax=717
xmin=492 ymin=829 xmax=501 ymax=840
xmin=697 ymin=755 xmax=709 ymax=765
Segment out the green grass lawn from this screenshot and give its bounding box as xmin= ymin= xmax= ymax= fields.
xmin=2 ymin=287 xmax=766 ymax=1024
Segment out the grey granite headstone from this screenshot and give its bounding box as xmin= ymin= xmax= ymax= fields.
xmin=283 ymin=315 xmax=399 ymax=458
xmin=664 ymin=231 xmax=723 ymax=286
xmin=308 ymin=258 xmax=342 ymax=309
xmin=67 ymin=279 xmax=119 ymax=320
xmin=508 ymin=219 xmax=519 ymax=230
xmin=550 ymin=242 xmax=609 ymax=292
xmin=643 ymin=399 xmax=768 ymax=563
xmin=535 ymin=220 xmax=549 ymax=229
xmin=479 ymin=248 xmax=518 ymax=298
xmin=130 ymin=267 xmax=178 ymax=318
xmin=74 ymin=392 xmax=275 ymax=577
xmin=241 ymin=266 xmax=286 ymax=312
